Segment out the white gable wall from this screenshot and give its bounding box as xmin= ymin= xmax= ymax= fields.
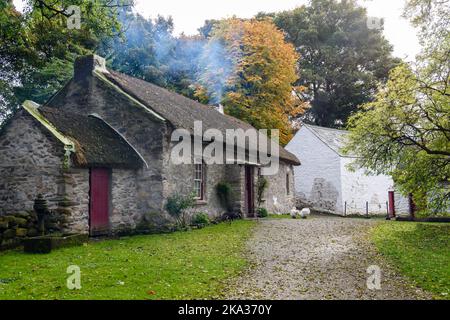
xmin=286 ymin=125 xmax=411 ymax=216
xmin=286 ymin=127 xmax=343 ymax=213
xmin=340 ymin=157 xmax=393 ymax=215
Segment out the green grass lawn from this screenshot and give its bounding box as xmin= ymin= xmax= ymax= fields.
xmin=371 ymin=221 xmax=450 ymax=299
xmin=0 ymin=220 xmax=255 ymax=300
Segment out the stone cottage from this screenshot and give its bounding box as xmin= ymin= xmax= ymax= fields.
xmin=285 ymin=124 xmax=410 ymax=216
xmin=0 ymin=55 xmax=300 ymax=235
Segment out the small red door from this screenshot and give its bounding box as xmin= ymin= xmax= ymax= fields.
xmin=90 ymin=168 xmax=110 ymax=235
xmin=388 ymin=191 xmax=395 ymax=218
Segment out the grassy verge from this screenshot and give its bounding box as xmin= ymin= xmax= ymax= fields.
xmin=0 ymin=220 xmax=255 ymax=300
xmin=371 ymin=221 xmax=450 ymax=299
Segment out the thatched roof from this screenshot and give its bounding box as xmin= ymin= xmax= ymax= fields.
xmin=27 ymin=104 xmax=145 ymax=168
xmin=103 ymin=70 xmax=300 ymax=165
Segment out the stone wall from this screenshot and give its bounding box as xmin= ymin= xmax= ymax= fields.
xmin=263 ymin=162 xmax=296 ymax=214
xmin=0 ymin=212 xmax=38 ymax=249
xmin=48 ymin=75 xmax=168 ymax=214
xmin=163 ymin=139 xmax=229 ymax=219
xmin=0 ymin=209 xmax=72 ymax=250
xmin=0 ymin=111 xmax=94 ymax=235
xmin=0 ymin=112 xmax=65 ymax=215
xmin=62 ymin=169 xmax=90 ymax=233
xmin=224 ymin=165 xmax=246 ymax=214
xmin=286 ymin=127 xmax=343 ymax=213
xmin=110 ymin=168 xmax=141 ymax=232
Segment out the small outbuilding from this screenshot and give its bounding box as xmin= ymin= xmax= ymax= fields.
xmin=286 ymin=124 xmax=410 ymax=216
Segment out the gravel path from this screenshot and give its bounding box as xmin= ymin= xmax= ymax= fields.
xmin=224 ymin=216 xmax=431 ymax=300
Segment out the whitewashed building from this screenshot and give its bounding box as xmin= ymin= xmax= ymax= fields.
xmin=286 ymin=124 xmax=410 ymax=216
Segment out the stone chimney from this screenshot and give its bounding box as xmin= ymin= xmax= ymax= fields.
xmin=74 ymin=54 xmax=109 ymax=80
xmin=214 ymin=103 xmax=224 ymax=114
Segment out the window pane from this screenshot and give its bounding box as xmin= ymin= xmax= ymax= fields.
xmin=195 ymin=164 xmax=202 ymax=180
xmin=194 ymin=164 xmax=204 ymax=199
xmin=195 ymin=180 xmax=201 ymax=198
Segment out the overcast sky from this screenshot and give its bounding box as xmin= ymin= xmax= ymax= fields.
xmin=13 ymin=0 xmax=421 ymax=60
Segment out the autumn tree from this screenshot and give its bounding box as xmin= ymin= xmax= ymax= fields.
xmin=198 ymin=18 xmax=307 ymax=145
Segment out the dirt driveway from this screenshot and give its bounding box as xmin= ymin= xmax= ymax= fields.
xmin=224 ymin=216 xmax=431 ymax=300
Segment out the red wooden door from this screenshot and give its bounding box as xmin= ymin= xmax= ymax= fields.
xmin=90 ymin=168 xmax=110 ymax=235
xmin=388 ymin=191 xmax=395 ymax=218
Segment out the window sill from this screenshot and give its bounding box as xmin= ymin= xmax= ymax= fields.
xmin=195 ymin=200 xmax=208 ymax=206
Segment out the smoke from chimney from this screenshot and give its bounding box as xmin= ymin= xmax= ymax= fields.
xmin=108 ymin=14 xmax=240 ymax=105
xmin=214 ymin=103 xmax=224 ymax=114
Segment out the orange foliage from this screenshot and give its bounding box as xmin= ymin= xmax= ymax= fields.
xmin=208 ymin=18 xmax=308 ymax=145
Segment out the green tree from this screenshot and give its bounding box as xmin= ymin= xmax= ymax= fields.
xmin=99 ymin=13 xmax=205 ymax=100
xmin=344 ymin=0 xmax=450 ymax=214
xmin=344 ymin=64 xmax=449 ymax=214
xmin=0 ymin=0 xmax=132 ymax=122
xmin=270 ymin=0 xmax=399 ymax=127
xmin=197 ymin=19 xmax=220 ymax=38
xmin=99 ymin=13 xmax=171 ymax=86
xmin=403 ymin=0 xmax=449 ymax=48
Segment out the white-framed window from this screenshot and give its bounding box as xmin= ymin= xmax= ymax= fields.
xmin=194 ymin=163 xmax=205 ymax=199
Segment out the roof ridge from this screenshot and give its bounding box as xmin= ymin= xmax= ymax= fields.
xmin=98 ymin=68 xmax=300 ymax=165
xmin=94 ymin=70 xmax=166 ymax=122
xmin=23 ymin=101 xmax=75 ymax=151
xmin=106 ymin=69 xmax=224 ymax=115
xmin=303 ymin=123 xmax=349 ymax=133
xmin=302 ymin=123 xmax=351 ymax=157
xmin=40 ymin=105 xmax=89 ymax=117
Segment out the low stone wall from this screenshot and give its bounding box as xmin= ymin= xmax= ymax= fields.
xmin=0 ymin=212 xmax=38 ymax=249
xmin=0 ymin=209 xmax=71 ymax=250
